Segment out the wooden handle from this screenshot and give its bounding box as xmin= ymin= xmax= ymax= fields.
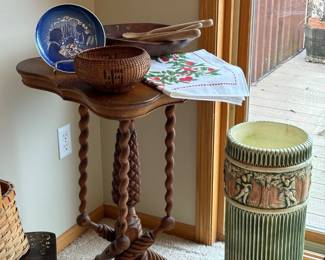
xmin=149 ymin=19 xmax=213 ymax=34
xmin=179 ymin=23 xmax=203 ymax=31
xmin=138 ymin=29 xmax=201 ymax=42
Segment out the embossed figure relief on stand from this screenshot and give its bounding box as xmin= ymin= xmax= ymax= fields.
xmin=224 ymin=159 xmax=312 ymax=209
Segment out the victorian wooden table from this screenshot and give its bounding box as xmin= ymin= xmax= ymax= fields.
xmin=17 ymin=58 xmax=184 ymax=260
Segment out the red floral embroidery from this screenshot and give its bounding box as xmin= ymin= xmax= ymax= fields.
xmin=179 ymin=76 xmax=193 ymax=82
xmin=160 ymin=57 xmax=170 ymax=62
xmin=145 ymin=53 xmax=220 ymax=85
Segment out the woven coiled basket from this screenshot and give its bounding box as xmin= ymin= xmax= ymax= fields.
xmin=0 ymin=180 xmax=29 ymax=259
xmin=75 ymin=45 xmax=151 ymax=93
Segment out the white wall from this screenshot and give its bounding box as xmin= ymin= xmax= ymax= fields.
xmin=0 ymin=0 xmax=103 ymax=237
xmin=96 ymin=0 xmax=199 ymax=225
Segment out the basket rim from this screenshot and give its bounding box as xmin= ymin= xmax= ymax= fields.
xmin=76 ymin=45 xmax=149 ymax=62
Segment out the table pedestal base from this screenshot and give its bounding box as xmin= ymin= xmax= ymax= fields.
xmin=76 ymin=105 xmax=176 ymax=260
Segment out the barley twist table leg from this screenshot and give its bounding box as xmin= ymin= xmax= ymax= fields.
xmin=112 ymin=121 xmax=141 ymax=207
xmin=127 ymin=121 xmax=141 ymax=207
xmin=96 ymin=120 xmax=131 ymax=259
xmin=153 ymin=105 xmax=176 ymax=234
xmin=112 ymin=129 xmax=121 ymax=204
xmin=76 ymin=105 xmax=115 ymax=241
xmin=125 ymin=121 xmax=142 ymax=241
xmin=163 ymin=105 xmax=176 ymax=220
xmin=117 ymin=105 xmax=176 ymax=260
xmin=77 ymin=105 xmax=89 ymax=224
xmin=112 ymin=120 xmax=142 ymax=243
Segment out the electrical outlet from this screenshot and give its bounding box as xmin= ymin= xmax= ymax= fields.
xmin=57 ymin=124 xmax=72 ymax=160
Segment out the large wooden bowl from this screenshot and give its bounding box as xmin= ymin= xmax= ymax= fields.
xmin=105 ymin=23 xmax=194 ymax=57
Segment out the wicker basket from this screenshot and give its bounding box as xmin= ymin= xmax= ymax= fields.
xmin=0 ymin=180 xmax=29 ymax=259
xmin=75 ymin=45 xmax=151 ymax=93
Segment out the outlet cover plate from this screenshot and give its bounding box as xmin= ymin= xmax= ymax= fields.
xmin=57 ymin=124 xmax=72 ymax=160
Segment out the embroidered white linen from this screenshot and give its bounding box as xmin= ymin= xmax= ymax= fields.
xmin=144 ymin=49 xmax=249 ymax=105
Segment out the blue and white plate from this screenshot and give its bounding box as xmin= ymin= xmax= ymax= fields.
xmin=35 ymin=4 xmax=105 ymax=73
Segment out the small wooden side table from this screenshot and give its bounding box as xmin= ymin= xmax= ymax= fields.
xmin=17 ymin=58 xmax=184 ymax=260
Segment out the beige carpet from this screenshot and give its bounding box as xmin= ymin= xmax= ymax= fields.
xmin=58 ymin=219 xmax=224 ymax=260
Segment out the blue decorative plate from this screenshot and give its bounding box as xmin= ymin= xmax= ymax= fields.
xmin=35 ymin=4 xmax=105 ymax=73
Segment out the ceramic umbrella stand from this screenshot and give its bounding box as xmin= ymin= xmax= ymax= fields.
xmin=224 ymin=121 xmax=313 ymax=260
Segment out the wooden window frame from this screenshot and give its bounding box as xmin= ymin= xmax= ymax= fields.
xmin=196 ymin=0 xmax=325 ymax=258
xmin=196 ymin=0 xmax=249 ymax=245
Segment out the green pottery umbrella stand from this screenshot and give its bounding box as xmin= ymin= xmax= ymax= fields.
xmin=224 ymin=121 xmax=313 ymax=260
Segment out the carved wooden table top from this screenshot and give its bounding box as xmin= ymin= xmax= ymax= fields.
xmin=16 ymin=58 xmax=184 ymax=120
